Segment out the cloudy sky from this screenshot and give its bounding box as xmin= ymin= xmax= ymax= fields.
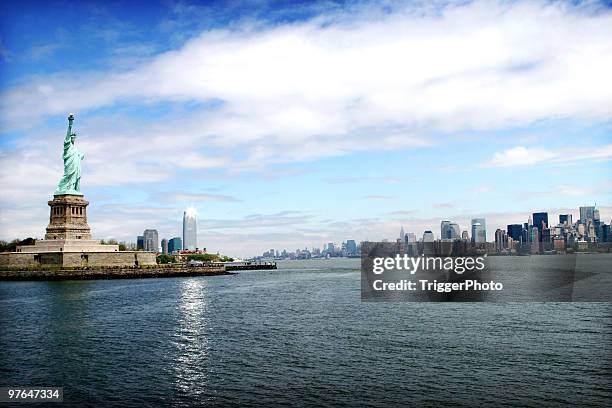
xmin=1 ymin=0 xmax=611 ymax=257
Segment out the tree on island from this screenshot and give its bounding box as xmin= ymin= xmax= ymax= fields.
xmin=0 ymin=238 xmax=35 ymax=252
xmin=186 ymin=254 xmax=234 ymax=262
xmin=157 ymin=254 xmax=176 ymax=264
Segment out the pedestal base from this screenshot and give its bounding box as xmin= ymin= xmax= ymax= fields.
xmin=17 ymin=239 xmax=119 ymax=253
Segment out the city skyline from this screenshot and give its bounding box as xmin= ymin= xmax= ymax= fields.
xmin=131 ymin=202 xmax=609 ymax=258
xmin=1 ymin=1 xmax=611 ymax=258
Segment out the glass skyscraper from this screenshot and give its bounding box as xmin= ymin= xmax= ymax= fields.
xmin=183 ymin=209 xmax=197 ymax=251
xmin=471 ymin=218 xmax=486 ymax=243
xmin=168 ymin=237 xmax=182 ymax=253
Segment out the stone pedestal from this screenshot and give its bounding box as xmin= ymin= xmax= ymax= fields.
xmin=45 ymin=194 xmax=91 ymax=240
xmin=16 ymin=194 xmax=119 ymax=253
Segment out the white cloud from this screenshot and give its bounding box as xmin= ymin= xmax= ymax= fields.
xmin=2 ymin=1 xmax=612 ymax=155
xmin=487 ymin=144 xmax=612 ymax=167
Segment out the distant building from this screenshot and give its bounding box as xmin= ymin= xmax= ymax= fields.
xmin=423 ymin=230 xmax=434 ymax=242
xmin=136 ymin=235 xmax=144 ymax=250
xmin=471 ymin=218 xmax=486 ymax=243
xmin=559 ymin=214 xmax=572 ymax=225
xmin=494 ymin=229 xmax=507 ymax=252
xmin=531 ymin=227 xmax=540 ymax=253
xmin=507 ymin=224 xmax=523 ymax=242
xmin=143 ymin=229 xmax=159 ymax=252
xmin=441 ymin=221 xmax=460 ymax=240
xmin=168 ymin=237 xmax=182 ymax=253
xmin=161 ymin=238 xmax=168 ymax=255
xmin=346 ymin=240 xmax=358 ymax=255
xmin=532 ymin=212 xmax=548 ymax=241
xmin=183 ymin=209 xmax=197 ymax=251
xmin=440 ymin=220 xmax=451 ymax=239
xmin=579 ymin=206 xmax=595 ymax=223
xmin=399 ymin=226 xmax=405 ymax=242
xmin=405 ymin=233 xmax=416 ymax=243
xmin=461 ymin=230 xmax=469 ymax=240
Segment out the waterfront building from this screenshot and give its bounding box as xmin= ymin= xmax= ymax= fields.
xmin=346 ymin=240 xmax=358 ymax=255
xmin=580 ymin=206 xmax=595 ymax=223
xmin=183 ymin=209 xmax=197 ymax=251
xmin=168 ymin=237 xmax=182 ymax=253
xmin=559 ymin=214 xmax=572 ymax=225
xmin=137 ymin=235 xmax=144 ymax=250
xmin=532 ymin=212 xmax=548 ymax=241
xmin=449 ymin=223 xmax=461 ymax=239
xmin=507 ymin=224 xmax=523 ymax=242
xmin=531 ymin=227 xmax=540 ymax=253
xmin=494 ymin=229 xmax=507 ymax=252
xmin=161 ymin=238 xmax=168 ymax=255
xmin=553 ymin=237 xmax=566 ymax=251
xmin=405 ymin=233 xmax=416 ymax=243
xmin=542 ymin=228 xmax=552 ymax=251
xmin=441 ymin=221 xmax=460 ymax=240
xmin=471 ymin=218 xmax=486 ymax=243
xmin=440 ymin=220 xmax=451 ymax=239
xmin=143 ymin=229 xmax=159 ymax=252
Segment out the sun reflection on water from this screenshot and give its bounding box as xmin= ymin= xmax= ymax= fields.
xmin=172 ymin=278 xmax=212 ymax=400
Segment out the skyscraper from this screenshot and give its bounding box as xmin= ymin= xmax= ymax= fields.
xmin=143 ymin=229 xmax=159 ymax=252
xmin=449 ymin=223 xmax=460 ymax=239
xmin=161 ymin=238 xmax=168 ymax=255
xmin=399 ymin=226 xmax=405 ymax=242
xmin=168 ymin=237 xmax=182 ymax=253
xmin=471 ymin=218 xmax=486 ymax=243
xmin=507 ymin=224 xmax=523 ymax=242
xmin=183 ymin=208 xmax=197 ymax=251
xmin=532 ymin=212 xmax=548 ymax=241
xmin=136 ymin=235 xmax=144 ymax=250
xmin=346 ymin=240 xmax=357 ymax=255
xmin=494 ymin=229 xmax=507 ymax=252
xmin=559 ymin=214 xmax=572 ymax=225
xmin=579 ymin=206 xmax=595 ymax=223
xmin=423 ymin=230 xmax=434 ymax=242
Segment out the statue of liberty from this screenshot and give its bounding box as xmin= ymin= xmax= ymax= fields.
xmin=56 ymin=113 xmax=84 ymax=196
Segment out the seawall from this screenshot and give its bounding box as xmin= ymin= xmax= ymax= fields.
xmin=0 ymin=265 xmax=230 ymax=281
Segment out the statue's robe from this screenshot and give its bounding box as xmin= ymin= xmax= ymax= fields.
xmin=57 ymin=138 xmax=82 ymax=193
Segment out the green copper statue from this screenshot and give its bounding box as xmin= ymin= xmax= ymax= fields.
xmin=55 ymin=113 xmax=84 ymax=196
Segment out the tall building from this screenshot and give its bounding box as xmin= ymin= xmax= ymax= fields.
xmin=168 ymin=237 xmax=182 ymax=253
xmin=449 ymin=223 xmax=461 ymax=239
xmin=507 ymin=224 xmax=523 ymax=242
xmin=136 ymin=235 xmax=144 ymax=250
xmin=559 ymin=214 xmax=572 ymax=225
xmin=346 ymin=240 xmax=357 ymax=255
xmin=423 ymin=230 xmax=434 ymax=242
xmin=471 ymin=218 xmax=486 ymax=243
xmin=441 ymin=221 xmax=459 ymax=240
xmin=579 ymin=206 xmax=595 ymax=223
xmin=399 ymin=226 xmax=405 ymax=242
xmin=161 ymin=238 xmax=168 ymax=255
xmin=494 ymin=229 xmax=507 ymax=252
xmin=405 ymin=233 xmax=416 ymax=243
xmin=143 ymin=229 xmax=159 ymax=252
xmin=183 ymin=209 xmax=197 ymax=251
xmin=440 ymin=220 xmax=451 ymax=239
xmin=532 ymin=212 xmax=548 ymax=241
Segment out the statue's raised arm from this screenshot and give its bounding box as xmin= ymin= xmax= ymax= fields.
xmin=55 ymin=113 xmax=84 ymax=196
xmin=64 ymin=113 xmax=74 ymax=145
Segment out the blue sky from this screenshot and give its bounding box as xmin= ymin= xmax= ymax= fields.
xmin=1 ymin=0 xmax=611 ymax=257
